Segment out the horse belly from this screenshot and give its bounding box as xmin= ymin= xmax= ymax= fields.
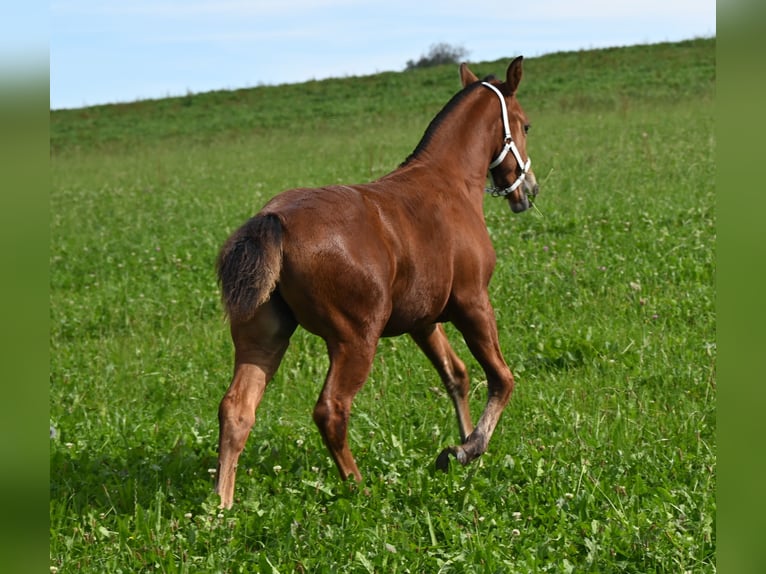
xmin=382 ymin=280 xmax=451 ymax=336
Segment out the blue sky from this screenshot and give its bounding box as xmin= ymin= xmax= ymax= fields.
xmin=49 ymin=0 xmax=715 ymax=110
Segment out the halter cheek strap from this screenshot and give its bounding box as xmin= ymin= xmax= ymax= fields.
xmin=481 ymin=82 xmax=531 ymax=194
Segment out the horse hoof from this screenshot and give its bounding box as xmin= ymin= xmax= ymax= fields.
xmin=435 ymin=447 xmax=453 ymax=472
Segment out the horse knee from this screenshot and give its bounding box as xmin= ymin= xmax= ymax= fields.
xmin=491 ymin=370 xmax=515 ymax=403
xmin=451 ymin=358 xmax=470 ymax=393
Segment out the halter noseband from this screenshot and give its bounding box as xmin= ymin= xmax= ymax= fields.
xmin=481 ymin=81 xmax=532 ymax=197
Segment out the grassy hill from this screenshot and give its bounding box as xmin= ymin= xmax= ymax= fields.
xmin=50 ymin=38 xmax=715 ymax=572
xmin=50 ymin=38 xmax=714 ymax=153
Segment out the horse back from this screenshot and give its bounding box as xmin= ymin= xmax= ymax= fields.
xmin=262 ymin=182 xmax=495 ymax=338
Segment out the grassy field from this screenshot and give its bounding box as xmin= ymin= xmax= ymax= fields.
xmin=50 ymin=38 xmax=715 ymax=572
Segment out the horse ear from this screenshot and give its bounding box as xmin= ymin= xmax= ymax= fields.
xmin=459 ymin=63 xmax=479 ymax=88
xmin=506 ymin=56 xmax=524 ymax=95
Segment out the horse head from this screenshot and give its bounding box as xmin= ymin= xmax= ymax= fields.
xmin=461 ymin=57 xmax=539 ymax=213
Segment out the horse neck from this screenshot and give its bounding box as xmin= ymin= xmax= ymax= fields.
xmin=394 ymin=85 xmax=500 ymax=195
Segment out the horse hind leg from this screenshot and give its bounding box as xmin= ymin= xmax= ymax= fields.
xmin=216 ymin=296 xmax=296 ymax=509
xmin=312 ymin=339 xmax=378 ymax=482
xmin=410 ymin=324 xmax=474 ymax=443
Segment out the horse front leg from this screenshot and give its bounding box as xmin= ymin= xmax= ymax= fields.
xmin=410 ymin=323 xmax=474 ymax=443
xmin=436 ymin=300 xmax=515 ymax=471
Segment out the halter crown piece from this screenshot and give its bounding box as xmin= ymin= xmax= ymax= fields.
xmin=481 ymin=81 xmax=531 ymax=197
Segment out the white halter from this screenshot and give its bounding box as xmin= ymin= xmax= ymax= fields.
xmin=481 ymin=81 xmax=531 ymax=196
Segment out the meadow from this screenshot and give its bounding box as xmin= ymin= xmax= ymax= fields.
xmin=50 ymin=38 xmax=715 ymax=572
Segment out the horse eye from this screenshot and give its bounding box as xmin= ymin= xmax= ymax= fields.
xmin=524 ymin=124 xmax=531 ymax=135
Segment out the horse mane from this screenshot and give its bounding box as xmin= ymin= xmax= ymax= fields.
xmin=400 ymin=74 xmax=498 ymax=167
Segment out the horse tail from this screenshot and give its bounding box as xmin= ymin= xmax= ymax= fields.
xmin=217 ymin=212 xmax=284 ymax=322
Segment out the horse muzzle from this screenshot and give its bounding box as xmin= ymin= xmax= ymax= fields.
xmin=507 ymin=172 xmax=539 ymax=213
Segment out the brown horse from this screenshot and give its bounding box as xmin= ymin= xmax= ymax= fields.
xmin=215 ymin=57 xmax=538 ymax=509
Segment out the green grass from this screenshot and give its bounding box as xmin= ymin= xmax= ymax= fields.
xmin=50 ymin=38 xmax=715 ymax=572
